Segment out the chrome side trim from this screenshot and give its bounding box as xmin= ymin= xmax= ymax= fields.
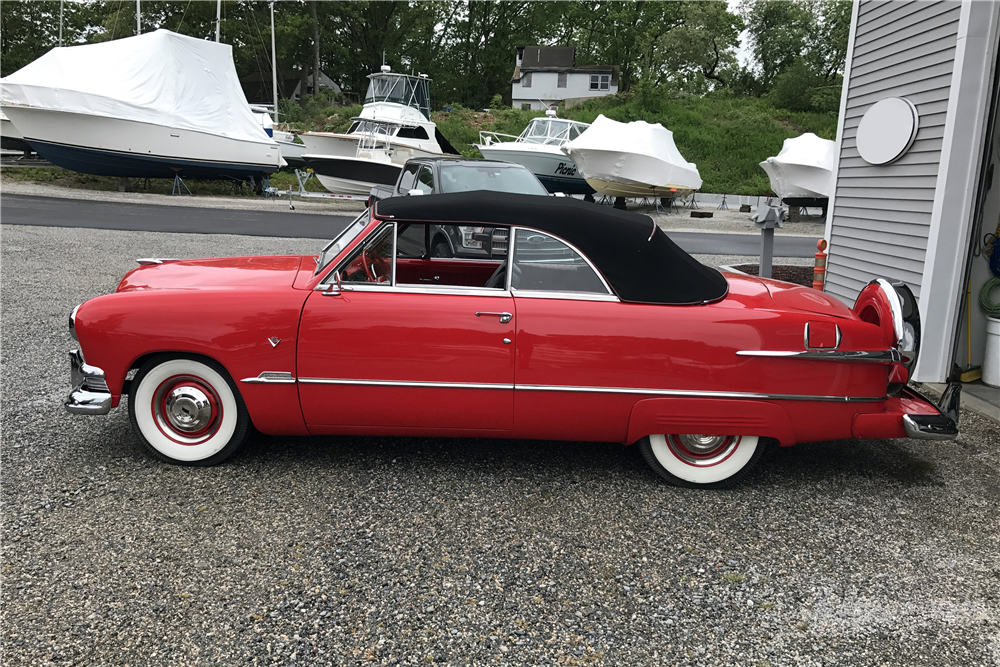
xmin=241 ymin=371 xmax=296 ymax=384
xmin=735 ymin=348 xmax=900 ymax=363
xmin=295 ymin=377 xmax=884 ymax=403
xmin=514 ymin=383 xmax=885 ymax=403
xmin=512 ymin=291 xmax=620 ymax=302
xmin=331 ymin=283 xmax=513 ymax=297
xmin=299 ymin=378 xmax=514 ymax=390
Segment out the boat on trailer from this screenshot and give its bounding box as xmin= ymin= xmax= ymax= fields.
xmin=475 ymin=110 xmax=594 ymax=196
xmin=0 ymin=30 xmax=283 ymax=181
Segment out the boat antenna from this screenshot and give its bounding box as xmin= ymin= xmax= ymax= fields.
xmin=270 ymin=1 xmax=278 ymax=123
xmin=59 ymin=0 xmax=63 ymax=46
xmin=136 ymin=0 xmax=141 ymax=35
xmin=215 ymin=0 xmax=221 ymax=42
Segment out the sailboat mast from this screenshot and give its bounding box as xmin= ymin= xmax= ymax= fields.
xmin=136 ymin=0 xmax=141 ymax=35
xmin=215 ymin=0 xmax=221 ymax=42
xmin=270 ymin=1 xmax=278 ymax=124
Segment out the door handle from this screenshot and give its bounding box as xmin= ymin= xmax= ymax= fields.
xmin=475 ymin=311 xmax=513 ymax=324
xmin=418 ymin=276 xmax=440 ymax=282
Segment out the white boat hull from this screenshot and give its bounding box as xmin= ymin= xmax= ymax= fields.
xmin=759 ymin=159 xmax=831 ymax=199
xmin=475 ymin=143 xmax=593 ymax=195
xmin=3 ymin=106 xmax=283 ymax=179
xmin=304 ymin=153 xmax=402 ymax=196
xmin=567 ymin=148 xmax=701 ymax=198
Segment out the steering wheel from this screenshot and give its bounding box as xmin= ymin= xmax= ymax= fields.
xmin=362 ymin=249 xmax=390 ymax=284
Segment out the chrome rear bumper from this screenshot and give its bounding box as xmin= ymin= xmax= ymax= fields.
xmin=903 ymin=383 xmax=960 ymax=440
xmin=65 ymin=349 xmax=112 ymax=415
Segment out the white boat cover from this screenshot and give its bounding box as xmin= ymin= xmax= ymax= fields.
xmin=759 ymin=132 xmax=835 ymax=199
xmin=0 ymin=30 xmax=271 ymax=145
xmin=562 ymin=114 xmax=702 ymax=191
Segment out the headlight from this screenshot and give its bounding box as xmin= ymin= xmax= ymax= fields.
xmin=458 ymin=226 xmax=485 ymax=249
xmin=69 ymin=304 xmax=80 ymax=341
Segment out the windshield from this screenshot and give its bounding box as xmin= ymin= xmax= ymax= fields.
xmin=315 ymin=210 xmax=370 ymax=275
xmin=438 ymin=165 xmax=548 ymax=196
xmin=518 ymin=118 xmax=589 ymax=146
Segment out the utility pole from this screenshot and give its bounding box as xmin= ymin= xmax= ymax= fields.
xmin=215 ymin=0 xmax=221 ymax=42
xmin=310 ymin=0 xmax=320 ymax=96
xmin=136 ymin=0 xmax=141 ymax=35
xmin=270 ymin=2 xmax=278 ymax=123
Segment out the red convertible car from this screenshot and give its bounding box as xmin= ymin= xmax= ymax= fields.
xmin=66 ymin=192 xmax=959 ymax=488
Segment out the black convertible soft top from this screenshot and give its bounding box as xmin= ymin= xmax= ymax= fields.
xmin=374 ymin=191 xmax=729 ymax=305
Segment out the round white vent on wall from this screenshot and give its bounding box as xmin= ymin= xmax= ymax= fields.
xmin=856 ymin=97 xmax=919 ymax=165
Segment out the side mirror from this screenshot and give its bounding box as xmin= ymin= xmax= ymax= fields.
xmin=407 ymin=189 xmax=424 ymax=196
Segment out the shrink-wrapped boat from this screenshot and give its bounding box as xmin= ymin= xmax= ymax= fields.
xmin=561 ymin=114 xmax=702 ymax=199
xmin=0 ymin=30 xmax=283 ymax=180
xmin=759 ymin=132 xmax=835 ymax=202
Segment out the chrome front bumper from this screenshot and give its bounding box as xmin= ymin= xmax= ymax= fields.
xmin=66 ymin=349 xmax=112 ymax=415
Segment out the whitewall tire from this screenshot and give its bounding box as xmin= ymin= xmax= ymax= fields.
xmin=128 ymin=355 xmax=251 ymax=465
xmin=639 ymin=434 xmax=763 ymax=489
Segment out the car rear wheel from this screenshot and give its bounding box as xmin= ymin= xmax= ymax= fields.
xmin=638 ymin=434 xmax=763 ymax=489
xmin=128 ymin=355 xmax=251 ymax=466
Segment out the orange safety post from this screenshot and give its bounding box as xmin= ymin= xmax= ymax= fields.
xmin=813 ymin=239 xmax=828 ymax=291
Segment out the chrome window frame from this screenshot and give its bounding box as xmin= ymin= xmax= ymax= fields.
xmin=317 ymin=221 xmax=397 ymax=289
xmin=508 ymin=226 xmax=618 ymax=300
xmin=316 ymin=221 xmax=619 ymax=303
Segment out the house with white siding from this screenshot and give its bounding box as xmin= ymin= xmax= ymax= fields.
xmin=826 ymin=0 xmax=1000 ymax=387
xmin=511 ymin=46 xmax=619 ymax=111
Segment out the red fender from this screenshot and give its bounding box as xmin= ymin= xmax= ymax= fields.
xmin=625 ymin=397 xmax=797 ymax=447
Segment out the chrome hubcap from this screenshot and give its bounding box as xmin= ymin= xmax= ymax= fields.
xmin=164 ymin=386 xmax=213 ymax=433
xmin=151 ymin=375 xmax=222 ymax=444
xmin=677 ymin=434 xmax=727 ymax=453
xmin=667 ymin=434 xmax=741 ymax=467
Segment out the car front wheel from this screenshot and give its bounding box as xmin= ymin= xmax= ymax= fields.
xmin=638 ymin=434 xmax=763 ymax=489
xmin=128 ymin=355 xmax=251 ymax=466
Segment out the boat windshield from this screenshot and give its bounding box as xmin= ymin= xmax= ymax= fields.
xmin=364 ymin=73 xmax=431 ymax=120
xmin=316 ymin=210 xmax=370 ymax=275
xmin=438 ymin=165 xmax=549 ymax=196
xmin=518 ymin=118 xmax=588 ymax=146
xmin=347 ymin=120 xmax=400 ymax=136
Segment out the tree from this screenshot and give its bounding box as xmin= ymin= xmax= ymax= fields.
xmin=658 ymin=1 xmax=744 ymax=91
xmin=739 ymin=0 xmax=815 ymax=90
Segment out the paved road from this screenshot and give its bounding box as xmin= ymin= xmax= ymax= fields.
xmin=1 ymin=194 xmax=816 ymax=257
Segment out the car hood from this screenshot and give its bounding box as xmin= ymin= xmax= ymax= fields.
xmin=117 ymin=256 xmax=309 ymax=292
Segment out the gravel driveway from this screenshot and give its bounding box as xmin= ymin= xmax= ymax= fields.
xmin=3 ymin=223 xmax=998 ymax=667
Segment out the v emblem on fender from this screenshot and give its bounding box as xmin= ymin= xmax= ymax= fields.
xmin=268 ymin=337 xmax=281 ymax=348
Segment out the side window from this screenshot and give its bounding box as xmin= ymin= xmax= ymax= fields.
xmin=340 ymin=224 xmax=394 ymax=284
xmin=511 ymin=229 xmax=608 ymax=294
xmin=398 ymin=164 xmax=419 ymax=193
xmin=557 ymin=72 xmax=567 ymax=88
xmin=415 ymin=166 xmax=434 ymax=194
xmin=396 ymin=223 xmax=426 ymax=258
